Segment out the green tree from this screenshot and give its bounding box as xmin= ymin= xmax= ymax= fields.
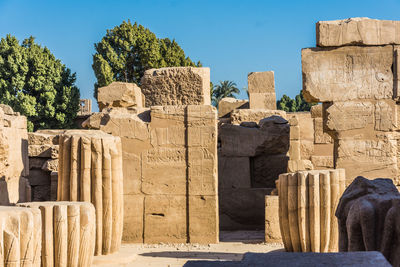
xmin=277 ymin=91 xmax=316 ymax=112
xmin=211 ymin=80 xmax=240 ymax=106
xmin=92 ymin=20 xmax=200 ymax=99
xmin=0 ymin=35 xmax=80 ymax=131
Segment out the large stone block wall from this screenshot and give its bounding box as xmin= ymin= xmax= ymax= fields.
xmin=83 ymin=105 xmax=218 ymax=244
xmin=0 ymin=105 xmax=30 ymax=205
xmin=303 ymin=17 xmax=400 ymax=184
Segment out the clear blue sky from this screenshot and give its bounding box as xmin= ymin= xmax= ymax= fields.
xmin=1 ymin=0 xmax=400 ymax=110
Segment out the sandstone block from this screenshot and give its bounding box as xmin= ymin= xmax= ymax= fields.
xmin=50 ymin=171 xmax=58 ymax=201
xmin=28 ymin=144 xmax=59 ymax=158
xmin=230 ymin=109 xmax=286 ymax=125
xmin=28 ymin=132 xmax=59 ymax=146
xmin=302 ymin=46 xmax=393 ymax=102
xmin=251 ymin=154 xmax=289 ymax=188
xmin=123 ymin=194 xmax=144 ymax=243
xmin=189 ymin=195 xmax=219 ymax=243
xmin=0 ymin=206 xmax=42 ymax=267
xmin=287 ymin=160 xmax=313 ymax=173
xmin=310 ymin=104 xmax=323 ymax=118
xmin=218 ymin=156 xmax=251 ymax=189
xmin=314 ymin=118 xmax=332 ymax=144
xmin=288 ymin=140 xmax=301 ymax=160
xmin=248 ymin=71 xmax=276 ymax=109
xmin=311 ymin=155 xmax=334 ymax=169
xmin=375 ymin=100 xmax=397 ymax=131
xmin=97 ymin=82 xmax=144 ymax=111
xmin=278 ymin=169 xmax=346 ymax=252
xmin=218 ymin=97 xmax=248 ymax=118
xmin=18 ymin=202 xmax=95 ymax=267
xmin=317 ymin=17 xmax=400 ymax=47
xmin=300 ymin=140 xmax=314 ymax=160
xmin=141 ymin=67 xmax=210 ymax=107
xmin=58 ymin=130 xmax=123 ymax=255
xmin=42 ymin=159 xmax=58 ymax=171
xmin=219 ymin=188 xmax=274 ymax=230
xmin=29 ymin=157 xmax=47 ymax=169
xmin=265 ymin=195 xmax=282 ymax=243
xmin=28 ymin=168 xmax=51 ymax=186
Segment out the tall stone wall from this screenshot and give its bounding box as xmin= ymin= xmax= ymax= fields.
xmin=83 ymin=105 xmax=218 ymax=244
xmin=303 ymin=17 xmax=400 ymax=184
xmin=0 ymin=105 xmax=30 ymax=205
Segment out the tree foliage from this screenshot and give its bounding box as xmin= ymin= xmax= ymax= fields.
xmin=0 ymin=35 xmax=80 ymax=131
xmin=92 ymin=20 xmax=200 ymax=99
xmin=211 ymin=80 xmax=240 ymax=107
xmin=277 ymin=91 xmax=316 ymax=112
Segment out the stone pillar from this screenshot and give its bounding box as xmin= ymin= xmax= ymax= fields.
xmin=278 ymin=169 xmax=346 ymax=252
xmin=265 ymin=195 xmax=282 ymax=243
xmin=57 ymin=130 xmax=123 ymax=255
xmin=0 ymin=206 xmax=42 ymax=267
xmin=247 ymin=71 xmax=276 ymax=110
xmin=17 ymin=202 xmax=95 ymax=267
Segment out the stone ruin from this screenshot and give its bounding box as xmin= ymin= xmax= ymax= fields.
xmin=1 ymin=16 xmax=400 ymax=266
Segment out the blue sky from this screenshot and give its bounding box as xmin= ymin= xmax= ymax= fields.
xmin=1 ymin=0 xmax=400 ymax=110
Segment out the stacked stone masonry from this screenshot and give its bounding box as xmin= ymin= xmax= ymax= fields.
xmin=0 ymin=104 xmax=30 ymax=205
xmin=248 ymin=71 xmax=277 ymax=110
xmin=278 ymin=169 xmax=346 ymax=252
xmin=17 ymin=202 xmax=95 ymax=267
xmin=83 ymin=105 xmax=218 ymax=244
xmin=0 ymin=206 xmax=41 ymax=267
xmin=57 ymin=130 xmax=123 ymax=255
xmin=303 ymin=17 xmax=400 ymax=184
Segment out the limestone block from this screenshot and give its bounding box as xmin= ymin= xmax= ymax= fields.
xmin=248 ymin=71 xmax=276 ymax=109
xmin=219 ymin=116 xmax=289 ymax=157
xmin=218 ymin=156 xmax=251 ymax=189
xmin=58 ymin=130 xmax=123 ymax=255
xmin=325 ymin=101 xmax=374 ymax=132
xmin=17 ymin=202 xmax=95 ymax=267
xmin=314 ymin=118 xmax=332 ymax=144
xmin=265 ymin=195 xmax=282 ymax=243
xmin=251 ymin=154 xmax=289 ymax=188
xmin=335 ymin=177 xmax=400 ymax=266
xmin=278 ymin=169 xmax=346 ymax=252
xmin=219 ymin=188 xmax=274 ymax=230
xmin=0 ymin=206 xmax=41 ymax=267
xmin=218 ymin=97 xmax=248 ymax=118
xmin=302 ymin=46 xmax=393 ymax=102
xmin=97 ymin=82 xmax=144 ymax=111
xmin=317 ymin=17 xmax=400 ymax=47
xmin=230 ymin=109 xmax=286 ymax=125
xmin=336 ymin=135 xmax=398 ymax=183
xmin=141 ymin=67 xmax=210 ymax=107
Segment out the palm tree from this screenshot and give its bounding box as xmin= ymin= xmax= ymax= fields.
xmin=211 ymin=80 xmax=240 ymax=107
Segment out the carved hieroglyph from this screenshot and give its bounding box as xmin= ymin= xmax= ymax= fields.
xmin=17 ymin=202 xmax=95 ymax=267
xmin=57 ymin=130 xmax=123 ymax=255
xmin=0 ymin=206 xmax=41 ymax=267
xmin=278 ymin=169 xmax=346 ymax=252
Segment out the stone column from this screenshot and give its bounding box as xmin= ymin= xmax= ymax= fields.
xmin=57 ymin=130 xmax=123 ymax=255
xmin=17 ymin=201 xmax=95 ymax=267
xmin=278 ymin=169 xmax=346 ymax=252
xmin=0 ymin=206 xmax=42 ymax=267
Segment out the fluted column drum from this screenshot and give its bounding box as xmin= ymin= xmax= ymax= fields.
xmin=57 ymin=130 xmax=123 ymax=255
xmin=277 ymin=169 xmax=346 ymax=252
xmin=0 ymin=206 xmax=42 ymax=267
xmin=17 ymin=202 xmax=95 ymax=267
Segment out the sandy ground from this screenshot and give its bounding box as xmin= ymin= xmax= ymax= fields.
xmin=93 ymin=231 xmax=284 ymax=267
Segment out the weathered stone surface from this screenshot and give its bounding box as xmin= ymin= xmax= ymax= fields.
xmin=317 ymin=17 xmax=400 ymax=47
xmin=310 ymin=104 xmax=323 ymax=118
xmin=314 ymin=118 xmax=332 ymax=144
xmin=375 ymin=100 xmax=397 ymax=131
xmin=218 ymin=156 xmax=251 ymax=189
xmin=18 ymin=202 xmax=95 ymax=267
xmin=28 ymin=169 xmax=50 ymax=186
xmin=218 ymin=97 xmax=248 ymax=118
xmin=251 ymin=154 xmax=288 ymax=188
xmin=336 ymin=176 xmax=400 ymax=266
xmin=141 ymin=67 xmax=210 ymax=107
xmin=248 ymin=71 xmax=276 ymax=109
xmin=28 ymin=144 xmax=59 ymax=158
xmin=311 ymin=155 xmax=334 ymax=169
xmin=83 ymin=105 xmax=218 ymax=244
xmin=278 ymin=169 xmax=346 ymax=252
xmin=29 ymin=157 xmax=47 ymax=169
xmin=28 ymin=132 xmax=59 ymax=145
xmin=97 ymin=82 xmax=144 ymax=111
xmin=0 ymin=206 xmax=42 ymax=267
xmin=32 ymin=184 xmax=50 ymax=201
xmin=50 ymin=171 xmax=58 ymax=201
xmin=219 ymin=116 xmax=289 ymax=157
xmin=302 ymin=45 xmax=393 ymax=102
xmin=265 ymin=195 xmax=282 ymax=243
xmin=230 ymin=109 xmax=286 ymax=125
xmin=58 ymin=130 xmax=123 ymax=255
xmin=219 ymin=188 xmax=274 ymax=230
xmin=42 ymin=159 xmax=58 ymax=171
xmin=287 ymin=160 xmax=313 ymax=172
